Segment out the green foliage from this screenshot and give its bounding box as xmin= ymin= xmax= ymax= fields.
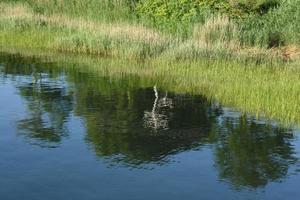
xmin=135 ymin=0 xmax=207 ymax=34
xmin=229 ymin=0 xmax=280 ymax=15
xmin=239 ymin=0 xmax=300 ymax=47
xmin=135 ymin=0 xmax=282 ymax=35
xmin=1 ymin=0 xmax=299 ymax=56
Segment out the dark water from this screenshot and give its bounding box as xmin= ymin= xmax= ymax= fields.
xmin=0 ymin=54 xmax=300 ymax=200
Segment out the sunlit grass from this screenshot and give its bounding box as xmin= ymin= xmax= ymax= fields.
xmin=1 ymin=2 xmax=298 ymax=62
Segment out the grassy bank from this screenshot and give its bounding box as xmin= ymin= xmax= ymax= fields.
xmin=0 ymin=1 xmax=299 ymax=62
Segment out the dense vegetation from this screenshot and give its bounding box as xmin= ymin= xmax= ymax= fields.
xmin=0 ymin=0 xmax=299 ymax=61
xmin=137 ymin=0 xmax=300 ymax=46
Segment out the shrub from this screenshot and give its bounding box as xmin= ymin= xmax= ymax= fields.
xmin=135 ymin=0 xmax=281 ymax=35
xmin=136 ymin=0 xmax=207 ymax=35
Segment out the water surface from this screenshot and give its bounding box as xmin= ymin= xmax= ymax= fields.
xmin=0 ymin=54 xmax=300 ymax=200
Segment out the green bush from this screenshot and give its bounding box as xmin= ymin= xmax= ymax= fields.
xmin=135 ymin=0 xmax=281 ymax=35
xmin=229 ymin=0 xmax=280 ymax=14
xmin=238 ymin=0 xmax=300 ymax=47
xmin=136 ymin=0 xmax=208 ymax=35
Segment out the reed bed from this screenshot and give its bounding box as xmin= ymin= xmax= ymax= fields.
xmin=0 ymin=1 xmax=299 ymax=62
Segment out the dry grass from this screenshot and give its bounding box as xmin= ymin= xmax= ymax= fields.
xmin=0 ymin=2 xmax=165 ymax=43
xmin=0 ymin=2 xmax=299 ymax=62
xmin=0 ymin=3 xmax=33 ymax=19
xmin=193 ymin=15 xmax=238 ymax=44
xmin=279 ymin=45 xmax=300 ymax=61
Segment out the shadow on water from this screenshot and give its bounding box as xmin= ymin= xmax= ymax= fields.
xmin=0 ymin=53 xmax=298 ymax=189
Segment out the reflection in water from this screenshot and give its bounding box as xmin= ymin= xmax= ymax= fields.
xmin=1 ymin=55 xmax=73 ymax=147
xmin=0 ymin=53 xmax=298 ymax=190
xmin=214 ymin=114 xmax=296 ymax=188
xmin=77 ymin=86 xmax=218 ymax=167
xmin=144 ymin=86 xmax=174 ymax=131
xmin=17 ymin=80 xmax=73 ymax=148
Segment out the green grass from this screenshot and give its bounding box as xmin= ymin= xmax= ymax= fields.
xmin=0 ymin=1 xmax=299 ymax=62
xmin=238 ymin=0 xmax=300 ymax=47
xmin=0 ymin=0 xmax=135 ymax=22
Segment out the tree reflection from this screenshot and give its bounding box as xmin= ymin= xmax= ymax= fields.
xmin=143 ymin=86 xmax=173 ymax=131
xmin=17 ymin=80 xmax=73 ymax=148
xmin=70 ymin=70 xmax=298 ymax=186
xmin=72 ymin=77 xmax=219 ymax=167
xmin=214 ymin=114 xmax=297 ymax=189
xmin=0 ymin=53 xmax=298 ymax=188
xmin=0 ymin=54 xmax=73 ymax=148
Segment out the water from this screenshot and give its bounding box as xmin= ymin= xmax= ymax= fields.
xmin=0 ymin=53 xmax=300 ymax=200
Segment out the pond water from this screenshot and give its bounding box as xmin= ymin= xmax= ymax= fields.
xmin=0 ymin=53 xmax=300 ymax=200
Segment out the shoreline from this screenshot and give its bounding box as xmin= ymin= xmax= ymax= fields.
xmin=0 ymin=50 xmax=299 ymax=128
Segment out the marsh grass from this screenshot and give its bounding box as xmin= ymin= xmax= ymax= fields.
xmin=1 ymin=2 xmax=299 ymax=62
